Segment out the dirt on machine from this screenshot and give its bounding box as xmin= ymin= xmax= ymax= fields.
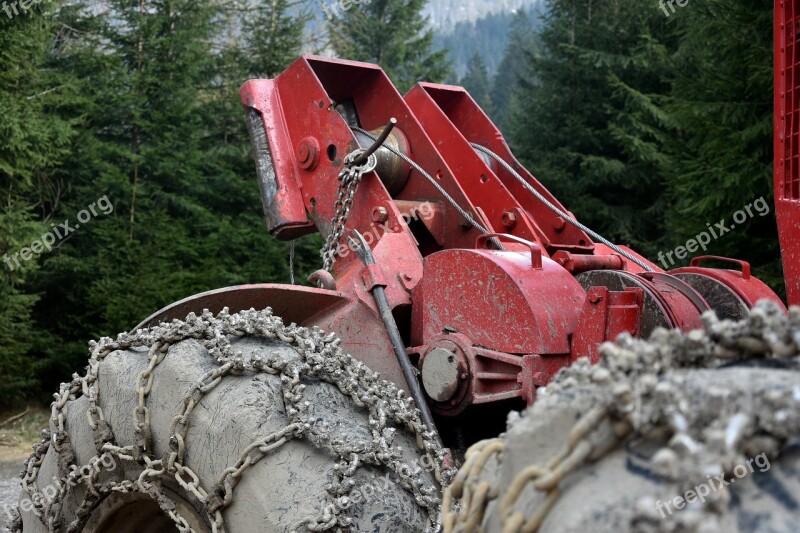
xmin=10 ymin=2 xmax=800 ymax=532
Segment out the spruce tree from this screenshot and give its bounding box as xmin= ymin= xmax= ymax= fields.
xmin=459 ymin=53 xmax=493 ymax=115
xmin=662 ymin=0 xmax=780 ymax=289
xmin=0 ymin=9 xmax=74 ymax=402
xmin=491 ymin=10 xmax=536 ymax=132
xmin=511 ymin=0 xmax=676 ymax=258
xmin=328 ymin=0 xmax=451 ymax=92
xmin=32 ymin=0 xmax=299 ymax=389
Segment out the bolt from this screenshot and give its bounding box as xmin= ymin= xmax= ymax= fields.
xmin=589 ymin=293 xmax=603 ymax=304
xmin=501 ymin=211 xmax=517 ymax=229
xmin=298 ymin=138 xmax=319 ymax=170
xmin=372 ymin=206 xmax=389 ymax=223
xmin=554 ymin=217 xmax=567 ymax=232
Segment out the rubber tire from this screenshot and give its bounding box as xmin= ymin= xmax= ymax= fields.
xmin=470 ymin=363 xmax=800 ymax=532
xmin=18 ymin=336 xmax=432 ymax=532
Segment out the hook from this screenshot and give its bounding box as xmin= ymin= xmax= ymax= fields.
xmin=351 ymin=118 xmax=397 ymax=167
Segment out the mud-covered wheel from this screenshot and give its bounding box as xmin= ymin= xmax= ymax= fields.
xmin=14 ymin=308 xmax=449 ymax=532
xmin=443 ymin=301 xmax=800 ymax=532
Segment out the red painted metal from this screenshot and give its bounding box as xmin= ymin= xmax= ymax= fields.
xmin=134 ymin=284 xmax=411 ymax=390
xmin=670 ymin=257 xmax=787 ymax=310
xmin=405 ymin=83 xmax=594 ymax=255
xmin=120 ymin=55 xmax=781 ymax=420
xmin=415 ymin=332 xmax=568 ymax=415
xmin=775 ymin=0 xmax=800 ymax=305
xmin=410 ymin=243 xmax=586 ymax=355
xmin=570 ymin=287 xmax=644 ymax=364
xmin=552 ymin=251 xmax=625 ymax=274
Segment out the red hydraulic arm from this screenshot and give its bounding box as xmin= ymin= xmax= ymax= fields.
xmin=775 ymin=0 xmax=800 ymax=305
xmin=231 ymin=55 xmax=784 ymax=418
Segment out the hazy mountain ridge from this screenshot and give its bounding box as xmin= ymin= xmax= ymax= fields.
xmin=424 ymin=0 xmax=543 ymax=32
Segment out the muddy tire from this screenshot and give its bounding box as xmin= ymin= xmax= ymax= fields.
xmin=444 ymin=301 xmax=800 ymax=532
xmin=15 ymin=309 xmax=447 ymax=532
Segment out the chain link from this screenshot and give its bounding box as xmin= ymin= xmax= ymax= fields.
xmin=14 ymin=306 xmax=452 ymax=532
xmin=320 ymin=150 xmax=378 ymax=273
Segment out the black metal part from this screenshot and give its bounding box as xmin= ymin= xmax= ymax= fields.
xmin=351 ymin=118 xmax=397 ymax=167
xmin=348 ymin=230 xmax=442 ymax=444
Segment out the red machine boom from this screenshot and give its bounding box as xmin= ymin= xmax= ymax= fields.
xmin=141 ymin=55 xmax=784 ymax=431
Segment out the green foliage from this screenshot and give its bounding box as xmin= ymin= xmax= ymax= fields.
xmin=328 ymin=0 xmax=451 ymax=92
xmin=662 ymin=0 xmax=781 ymax=290
xmin=0 ymin=11 xmax=75 ymax=405
xmin=511 ymin=0 xmax=677 ymax=258
xmin=508 ymin=0 xmax=781 ymax=295
xmin=491 ymin=9 xmax=539 ymax=132
xmin=459 ymin=53 xmax=492 ymax=114
xmin=14 ymin=0 xmax=308 ymax=396
xmin=435 ymin=9 xmax=536 ymax=80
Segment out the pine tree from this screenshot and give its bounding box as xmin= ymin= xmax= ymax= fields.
xmin=491 ymin=9 xmax=537 ymax=132
xmin=241 ymin=0 xmax=309 ymax=79
xmin=662 ymin=0 xmax=781 ymax=290
xmin=511 ymin=0 xmax=676 ymax=258
xmin=328 ymin=0 xmax=451 ymax=92
xmin=0 ymin=9 xmax=74 ymax=402
xmin=31 ymin=0 xmax=301 ymax=389
xmin=459 ymin=53 xmax=493 ymax=115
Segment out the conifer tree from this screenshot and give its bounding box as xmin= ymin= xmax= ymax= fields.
xmin=662 ymin=0 xmax=780 ymax=289
xmin=511 ymin=0 xmax=676 ymax=258
xmin=491 ymin=9 xmax=536 ymax=132
xmin=32 ymin=0 xmax=299 ymax=388
xmin=328 ymin=0 xmax=451 ymax=92
xmin=0 ymin=9 xmax=74 ymax=401
xmin=459 ymin=53 xmax=493 ymax=114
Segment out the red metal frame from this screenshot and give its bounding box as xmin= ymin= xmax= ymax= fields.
xmin=130 ymin=55 xmax=787 ymax=419
xmin=775 ymin=0 xmax=800 ymax=305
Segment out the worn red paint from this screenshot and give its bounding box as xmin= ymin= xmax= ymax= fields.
xmin=145 ymin=54 xmax=787 ymax=418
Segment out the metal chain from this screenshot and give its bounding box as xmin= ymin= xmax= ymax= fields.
xmin=14 ymin=306 xmax=452 ymax=533
xmin=350 ymin=127 xmax=504 ymax=252
xmin=320 ymin=150 xmax=378 ymax=273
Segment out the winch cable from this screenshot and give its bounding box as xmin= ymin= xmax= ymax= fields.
xmin=471 ymin=143 xmax=654 ymax=272
xmin=351 ymin=126 xmax=504 ymax=251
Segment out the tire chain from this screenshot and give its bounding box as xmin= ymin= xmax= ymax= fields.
xmin=13 ymin=307 xmax=453 ymax=533
xmin=320 ymin=150 xmax=378 ymax=273
xmin=442 ymin=301 xmax=800 ymax=532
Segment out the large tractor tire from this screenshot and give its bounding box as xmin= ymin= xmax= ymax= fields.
xmin=443 ymin=301 xmax=800 ymax=532
xmin=12 ymin=308 xmax=450 ymax=532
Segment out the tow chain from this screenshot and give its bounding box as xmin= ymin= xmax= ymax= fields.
xmin=13 ymin=307 xmax=452 ymax=533
xmin=320 ymin=150 xmax=378 ymax=273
